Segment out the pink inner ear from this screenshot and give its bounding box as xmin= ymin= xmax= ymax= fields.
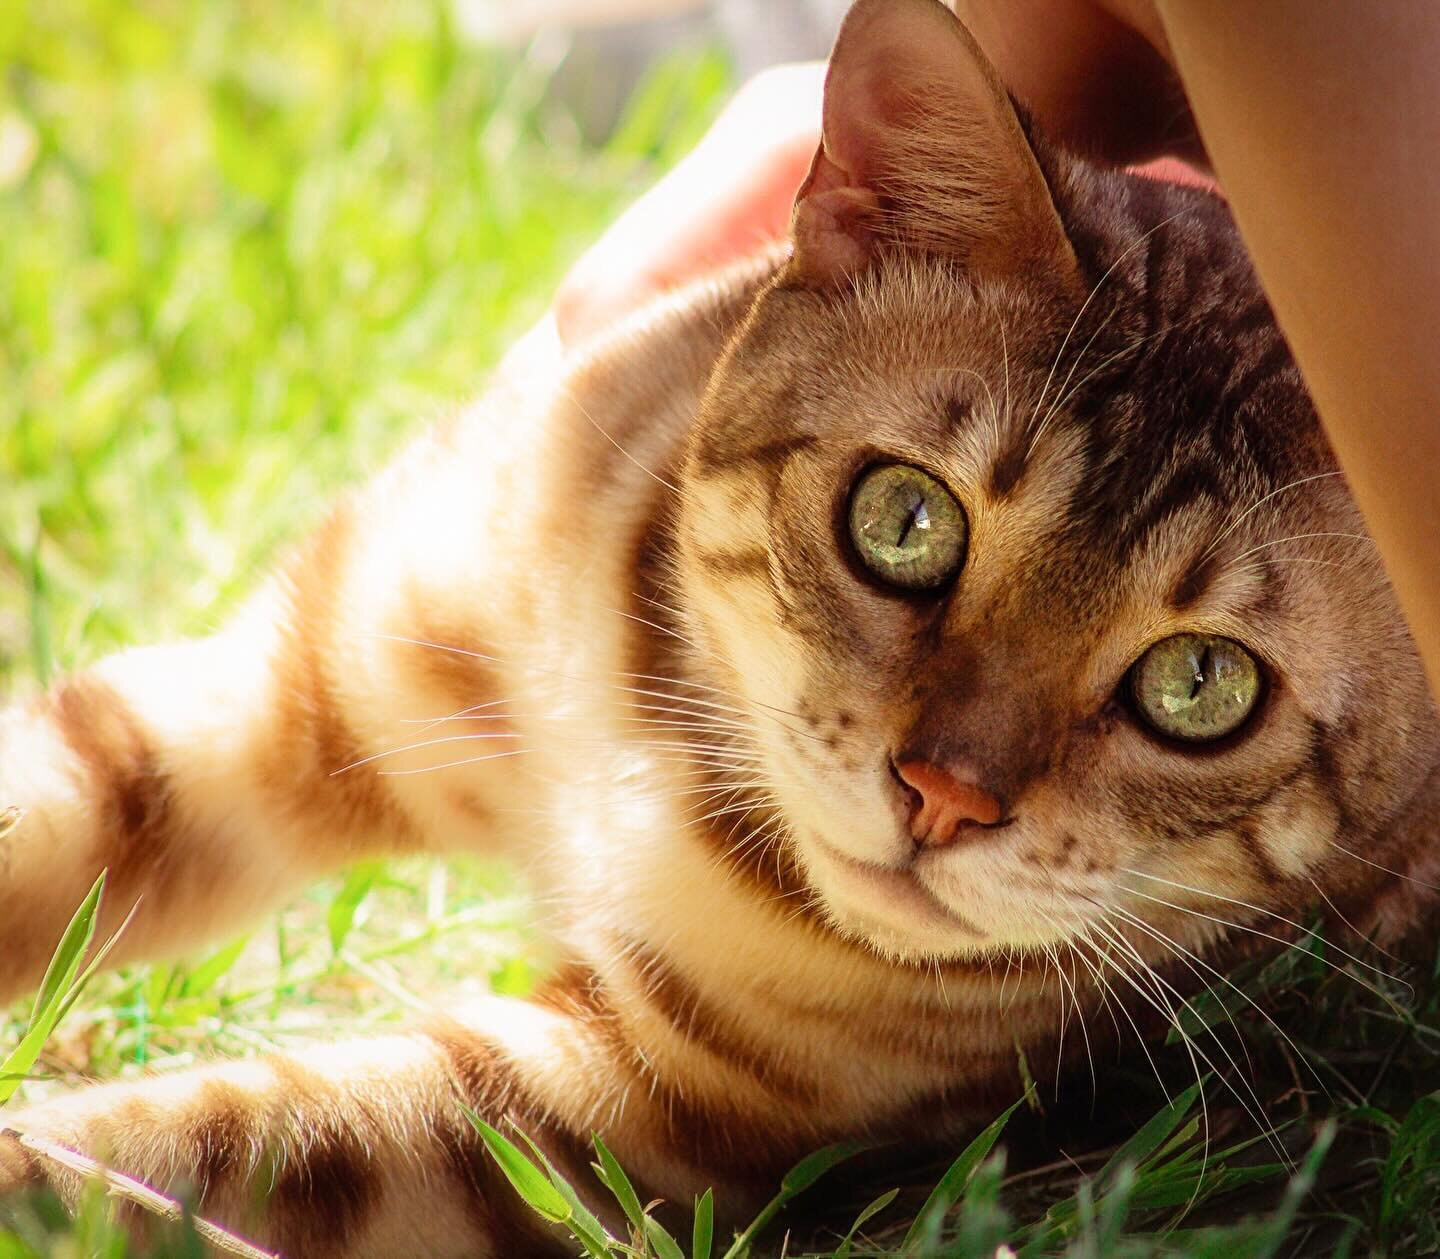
xmin=788 ymin=56 xmax=897 ymax=285
xmin=791 ymin=179 xmax=881 ymax=284
xmin=790 ymin=0 xmax=972 ymax=285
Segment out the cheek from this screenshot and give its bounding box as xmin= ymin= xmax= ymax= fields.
xmin=1063 ymin=721 xmax=1340 ymax=898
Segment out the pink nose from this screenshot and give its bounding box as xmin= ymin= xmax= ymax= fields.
xmin=894 ymin=759 xmax=1004 ymax=848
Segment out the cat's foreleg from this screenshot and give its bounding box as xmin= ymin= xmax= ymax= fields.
xmin=0 ymin=426 xmax=537 ymax=1001
xmin=0 ymin=991 xmax=693 ymax=1259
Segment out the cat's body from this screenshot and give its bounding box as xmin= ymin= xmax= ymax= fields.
xmin=3 ymin=1 xmax=1438 ymax=1255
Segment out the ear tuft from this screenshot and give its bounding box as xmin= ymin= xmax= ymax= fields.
xmin=789 ymin=0 xmax=1079 ymax=291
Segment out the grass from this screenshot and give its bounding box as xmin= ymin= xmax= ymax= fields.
xmin=2 ymin=1 xmax=1440 ymax=1255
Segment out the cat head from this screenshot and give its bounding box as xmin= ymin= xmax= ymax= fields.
xmin=674 ymin=0 xmax=1440 ymax=965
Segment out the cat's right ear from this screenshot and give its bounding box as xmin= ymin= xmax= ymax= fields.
xmin=787 ymin=0 xmax=1080 ymax=292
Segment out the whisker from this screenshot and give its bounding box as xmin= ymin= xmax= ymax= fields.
xmin=1084 ymin=916 xmax=1221 ymax=1192
xmin=556 ymin=382 xmax=681 ymax=495
xmin=1025 ymin=210 xmax=1187 ymax=453
xmin=1121 ymin=886 xmax=1407 ymax=1013
xmin=1026 ymin=303 xmax=1124 ymax=453
xmin=1197 ymin=471 xmax=1345 ymax=565
xmin=1046 ymin=927 xmax=1097 ymax=1103
xmin=1106 ymin=901 xmax=1328 ymax=1111
xmin=605 ymin=607 xmax=705 ymax=654
xmin=377 ymin=749 xmax=531 ymax=776
xmin=998 ymin=316 xmax=1012 ymax=446
xmin=399 ymin=697 xmax=511 ymax=728
xmin=1096 ymin=909 xmax=1290 ymax=1175
xmin=1225 ymin=531 xmax=1372 ymax=568
xmin=1326 ymin=838 xmax=1440 ymax=896
xmin=371 ymin=631 xmax=785 ymax=728
xmin=1118 ymin=867 xmax=1410 ymax=995
xmin=1031 ymin=310 xmax=1212 ymax=446
xmin=333 ymin=731 xmax=520 ymax=774
xmin=1066 ymin=921 xmax=1173 ymax=1104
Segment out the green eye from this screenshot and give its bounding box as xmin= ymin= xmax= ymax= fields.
xmin=1130 ymin=633 xmax=1262 ymax=743
xmin=847 ymin=463 xmax=968 ymax=591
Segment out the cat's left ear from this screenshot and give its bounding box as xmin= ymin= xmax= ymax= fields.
xmin=789 ymin=0 xmax=1081 ymax=292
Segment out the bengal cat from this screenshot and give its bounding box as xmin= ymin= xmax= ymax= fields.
xmin=3 ymin=0 xmax=1437 ymax=1254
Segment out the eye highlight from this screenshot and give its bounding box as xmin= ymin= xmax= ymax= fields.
xmin=1130 ymin=633 xmax=1262 ymax=743
xmin=847 ymin=463 xmax=968 ymax=591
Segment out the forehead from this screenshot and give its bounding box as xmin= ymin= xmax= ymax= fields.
xmin=691 ymin=237 xmax=1354 ymax=677
xmin=710 ymin=239 xmax=1327 ymax=534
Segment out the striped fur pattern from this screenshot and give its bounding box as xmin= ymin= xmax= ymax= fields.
xmin=3 ymin=1 xmax=1438 ymax=1252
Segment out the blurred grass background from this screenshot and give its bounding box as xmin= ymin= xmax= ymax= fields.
xmin=3 ymin=2 xmax=1440 ymax=1257
xmin=0 ymin=0 xmax=727 ymax=685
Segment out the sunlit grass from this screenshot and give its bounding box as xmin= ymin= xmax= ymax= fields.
xmin=3 ymin=2 xmax=1440 ymax=1256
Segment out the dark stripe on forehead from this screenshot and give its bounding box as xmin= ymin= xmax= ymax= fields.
xmin=1111 ymin=460 xmax=1226 ymax=563
xmin=692 ymin=431 xmax=818 ymax=480
xmin=988 ymin=428 xmax=1030 ymax=499
xmin=694 ymin=546 xmax=775 ymax=590
xmin=1168 ymin=548 xmax=1223 ymax=613
xmin=1217 ymin=340 xmax=1295 ymax=421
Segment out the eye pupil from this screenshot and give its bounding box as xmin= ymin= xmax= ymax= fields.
xmin=896 ymin=497 xmax=928 ymax=547
xmin=1190 ymin=647 xmax=1209 ymax=697
xmin=848 ymin=464 xmax=967 ymax=591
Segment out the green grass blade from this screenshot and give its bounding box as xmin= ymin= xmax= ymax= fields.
xmin=513 ymin=1128 xmax=613 ymax=1253
xmin=780 ymin=1141 xmax=868 ymax=1195
xmin=464 ymin=1109 xmax=572 ymax=1224
xmin=180 ymin=936 xmax=250 ymax=999
xmin=1252 ymin=1119 xmax=1335 ymax=1259
xmin=592 ymin=1133 xmax=646 ymax=1235
xmin=642 ymin=1217 xmax=685 ymax=1259
xmin=327 ymin=862 xmax=383 ymax=955
xmin=54 ymin=895 xmax=144 ymax=1027
xmin=902 ymin=1097 xmax=1023 ymax=1252
xmin=1098 ymin=1079 xmax=1204 ymax=1184
xmin=835 ymin=1187 xmax=899 ymax=1259
xmin=0 ymin=878 xmax=134 ymax=1106
xmin=27 ymin=870 xmax=105 ymax=1032
xmin=692 ymin=1188 xmax=714 ymax=1259
xmin=722 ymin=1142 xmax=866 ymax=1259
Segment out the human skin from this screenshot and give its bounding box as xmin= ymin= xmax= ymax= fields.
xmin=554 ymin=1 xmax=1440 ymax=701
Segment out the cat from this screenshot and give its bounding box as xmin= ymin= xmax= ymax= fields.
xmin=3 ymin=0 xmax=1438 ymax=1254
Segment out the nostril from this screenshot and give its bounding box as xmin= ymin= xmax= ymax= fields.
xmin=889 ymin=758 xmax=923 ymax=813
xmin=892 ymin=757 xmax=1005 ymax=848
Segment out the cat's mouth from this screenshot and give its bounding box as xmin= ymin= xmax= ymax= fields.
xmin=806 ymin=835 xmax=987 ymax=942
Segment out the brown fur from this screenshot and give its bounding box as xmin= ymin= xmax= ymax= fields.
xmin=2 ymin=1 xmax=1437 ymax=1254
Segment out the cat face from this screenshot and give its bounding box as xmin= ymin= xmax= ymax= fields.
xmin=674 ymin=0 xmax=1440 ymax=964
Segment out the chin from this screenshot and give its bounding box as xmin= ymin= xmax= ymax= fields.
xmin=827 ymin=908 xmax=947 ymax=962
xmin=807 ymin=873 xmax=989 ymax=963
